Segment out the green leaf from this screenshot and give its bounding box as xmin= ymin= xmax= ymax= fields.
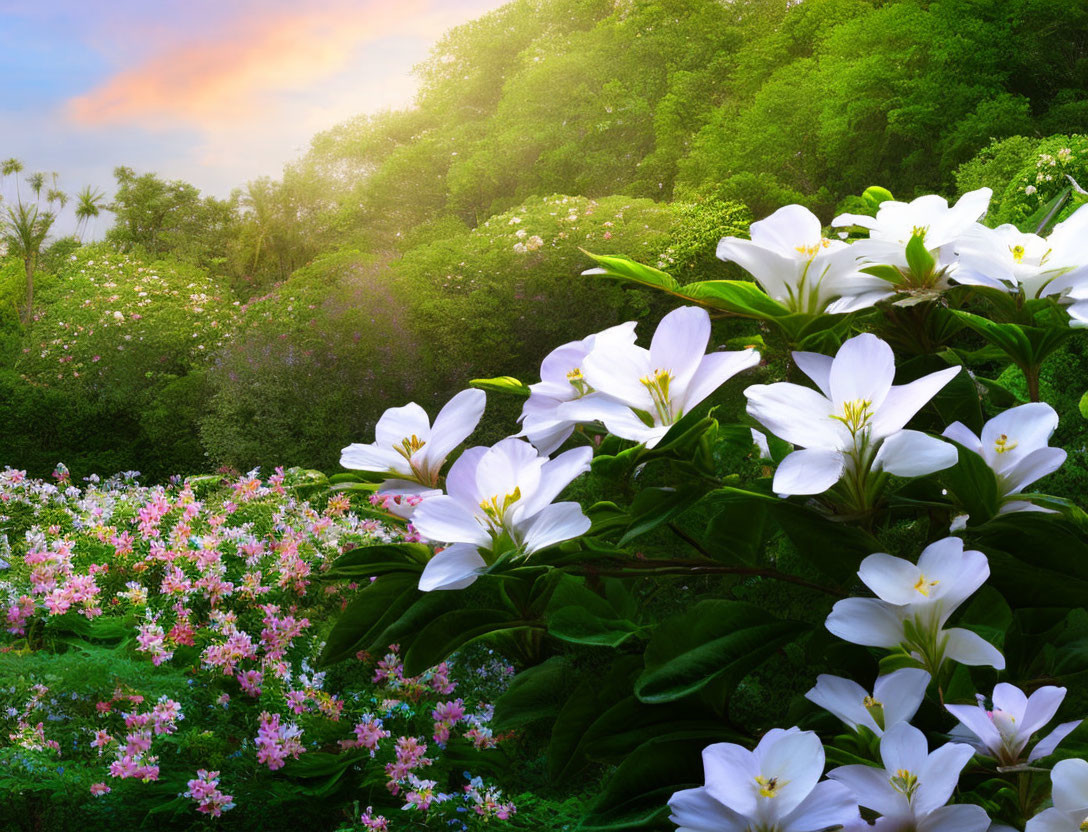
xmin=1079 ymin=390 xmax=1088 ymax=420
xmin=618 ymin=485 xmax=706 ymax=545
xmin=403 ymin=608 xmax=525 ymax=676
xmin=863 ymin=186 xmax=894 ymax=210
xmin=582 ymin=251 xmax=681 ymax=292
xmin=905 ymin=229 xmax=936 ymax=279
xmin=681 ymin=279 xmax=791 ymax=319
xmin=492 ymin=657 xmax=576 ymax=731
xmin=325 ymin=542 xmax=430 ymax=578
xmin=635 ymin=600 xmax=808 ymax=704
xmin=469 ymin=375 xmax=530 ymax=397
xmin=548 ymin=606 xmax=643 ymax=647
xmin=580 ymin=736 xmax=712 ymax=830
xmin=939 ymin=441 xmax=999 ymax=522
xmin=318 ymin=573 xmax=421 ymax=666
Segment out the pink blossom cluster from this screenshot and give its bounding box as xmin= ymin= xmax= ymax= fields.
xmin=384 ymin=736 xmax=433 ymax=794
xmin=340 ymin=715 xmax=391 ymax=755
xmin=431 ymin=698 xmax=466 ymax=745
xmin=7 ymin=684 xmax=61 ymax=754
xmin=255 ymin=711 xmax=306 ymax=771
xmin=184 ymin=769 xmax=235 ymax=817
xmin=464 ymin=776 xmax=517 ymax=820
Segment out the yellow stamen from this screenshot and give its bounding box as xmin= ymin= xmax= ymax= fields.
xmin=913 ymin=574 xmax=939 ymax=597
xmin=479 ymin=487 xmax=522 ymax=528
xmin=863 ymin=696 xmax=886 ymax=730
xmin=1010 ymin=244 xmax=1026 ymax=263
xmin=394 ymin=434 xmax=426 ymax=461
xmin=640 ymin=368 xmax=675 ymax=425
xmin=794 ymin=238 xmax=832 ymax=257
xmin=993 ymin=434 xmax=1018 ymax=454
xmin=830 ymin=398 xmax=873 ymax=436
xmin=567 ymin=367 xmax=592 ymax=397
xmin=890 ymin=769 xmax=919 ymax=800
xmin=755 ymin=775 xmax=786 ymax=799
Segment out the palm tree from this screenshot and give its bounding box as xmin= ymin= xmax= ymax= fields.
xmin=2 ymin=201 xmax=55 ymax=323
xmin=47 ymin=188 xmax=68 ymax=210
xmin=26 ymin=172 xmax=45 ymax=199
xmin=74 ymin=185 xmax=107 ymax=240
xmin=2 ymin=158 xmax=24 ymax=200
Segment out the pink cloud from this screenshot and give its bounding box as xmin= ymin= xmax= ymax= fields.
xmin=66 ymin=0 xmax=443 ymax=129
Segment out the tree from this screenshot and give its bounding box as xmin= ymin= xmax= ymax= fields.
xmin=2 ymin=201 xmax=54 ymax=323
xmin=2 ymin=157 xmax=24 ymax=200
xmin=74 ymin=185 xmax=108 ymax=241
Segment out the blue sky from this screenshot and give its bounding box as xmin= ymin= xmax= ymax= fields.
xmin=0 ymin=0 xmax=507 ymax=236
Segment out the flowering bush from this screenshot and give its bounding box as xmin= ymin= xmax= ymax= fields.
xmin=0 ymin=467 xmax=531 ymax=829
xmin=325 ymin=189 xmax=1088 ymax=831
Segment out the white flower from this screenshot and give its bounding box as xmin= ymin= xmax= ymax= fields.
xmin=952 ymin=206 xmax=1088 ymax=323
xmin=825 ymin=537 xmax=1005 ymax=672
xmin=946 ymin=683 xmax=1081 ymax=766
xmin=412 ymin=438 xmax=591 ymax=591
xmin=716 ymin=204 xmax=893 ymax=314
xmin=832 ymin=187 xmax=993 ymax=280
xmin=806 ymin=668 xmax=930 ymax=736
xmin=668 ymin=728 xmax=859 ymax=832
xmin=557 ymin=306 xmax=761 ymax=449
xmin=828 ymin=722 xmax=990 ymax=832
xmin=340 ymin=389 xmax=486 ymax=488
xmin=943 ymin=403 xmax=1066 ymax=515
xmin=518 ymin=322 xmax=637 ymax=454
xmin=744 ymin=333 xmax=959 ymax=498
xmin=1025 ymin=758 xmax=1088 ymax=831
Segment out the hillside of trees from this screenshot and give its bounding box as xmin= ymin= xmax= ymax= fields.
xmin=2 ymin=0 xmax=1087 ymax=480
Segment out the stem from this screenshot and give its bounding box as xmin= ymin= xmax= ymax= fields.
xmin=572 ymin=557 xmax=846 ymax=597
xmin=1023 ymin=362 xmax=1041 ymax=402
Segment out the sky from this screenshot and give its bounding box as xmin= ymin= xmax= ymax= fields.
xmin=0 ymin=0 xmax=508 ymax=236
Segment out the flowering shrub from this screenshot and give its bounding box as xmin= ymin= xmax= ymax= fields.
xmin=324 ymin=190 xmax=1088 ymax=832
xmin=0 ymin=468 xmax=528 ymax=829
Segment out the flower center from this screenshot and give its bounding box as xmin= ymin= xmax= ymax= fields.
xmin=830 ymin=398 xmax=873 ymax=436
xmin=755 ymin=775 xmax=786 ymax=799
xmin=479 ymin=488 xmax=522 ymax=531
xmin=640 ymin=368 xmax=676 ymax=425
xmin=566 ymin=368 xmax=592 ymax=397
xmin=794 ymin=238 xmax=831 ymax=257
xmin=1079 ymin=816 xmax=1088 ymax=832
xmin=890 ymin=769 xmax=919 ymax=801
xmin=993 ymin=434 xmax=1018 ymax=454
xmin=394 ymin=435 xmax=426 ymax=461
xmin=863 ymin=695 xmax=886 ymax=730
xmin=1010 ymin=244 xmax=1026 ymax=263
xmin=913 ymin=574 xmax=939 ymax=597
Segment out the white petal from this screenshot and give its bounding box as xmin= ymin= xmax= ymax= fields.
xmin=421 ymin=389 xmax=486 ymax=475
xmin=827 ymin=764 xmax=906 ymax=818
xmin=1017 ymin=684 xmax=1065 ymax=737
xmin=1002 ymin=447 xmax=1067 ymax=495
xmin=520 ymin=501 xmax=590 ymax=554
xmin=340 ymin=442 xmax=408 ymax=476
xmin=830 ymin=334 xmax=896 ymax=411
xmin=980 ymin=403 xmax=1059 ymax=461
xmin=749 ymin=204 xmax=824 ymax=254
xmin=826 ymin=598 xmax=905 ymax=648
xmin=681 ymin=349 xmax=761 ymax=414
xmin=914 ymin=740 xmax=976 ymax=816
xmin=792 ymin=351 xmax=834 ymax=397
xmin=744 ymin=382 xmax=840 ymax=449
xmin=702 ymin=742 xmax=759 ymax=817
xmin=871 ymin=367 xmax=961 ymax=438
xmin=756 ymin=730 xmax=826 ymax=817
xmin=649 ymin=306 xmax=711 ymax=393
xmin=374 ymin=402 xmax=431 ymax=448
xmin=991 ymin=684 xmax=1031 ymax=726
xmin=873 ymin=430 xmax=957 ymax=477
xmin=916 ymin=803 xmax=991 ymax=832
xmin=780 ymin=779 xmax=860 ymax=832
xmin=1052 ymin=758 xmax=1088 ymax=815
xmin=716 ymin=237 xmax=797 ymax=302
xmin=858 ymin=552 xmax=925 ymax=606
xmin=668 ymin=787 xmax=748 ymax=832
xmin=942 ymin=627 xmax=1005 ymax=670
xmin=1025 ymin=807 xmax=1082 ymax=832
xmin=1030 ymin=720 xmax=1082 ymax=762
xmin=517 ymin=446 xmax=592 ymax=520
xmin=880 ymin=722 xmax=930 ymax=779
xmin=582 ymin=341 xmax=654 ymax=410
xmin=941 ymin=421 xmax=983 ymax=455
xmin=945 ymin=703 xmax=1001 ymax=758
xmin=475 ymin=438 xmax=543 ymax=507
xmin=418 ymin=544 xmax=487 ymax=592
xmin=559 ymin=394 xmax=669 ymax=445
xmin=444 ymin=446 xmax=489 ymax=508
xmin=805 ymin=674 xmax=874 ymax=732
xmin=874 ymin=668 xmax=931 ymax=728
xmin=411 ymin=495 xmax=490 ymax=548
xmin=772 ymin=448 xmax=845 ymax=495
